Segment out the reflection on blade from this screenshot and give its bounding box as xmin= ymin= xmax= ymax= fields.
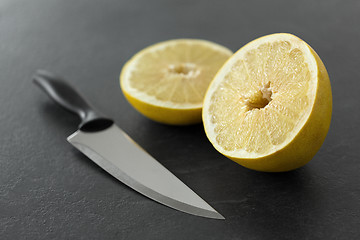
xmin=67 ymin=124 xmax=224 ymax=219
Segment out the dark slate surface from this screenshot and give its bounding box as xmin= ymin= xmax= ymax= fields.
xmin=1 ymin=0 xmax=359 ymax=239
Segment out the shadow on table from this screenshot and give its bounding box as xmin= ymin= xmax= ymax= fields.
xmin=135 ymin=117 xmax=326 ymax=237
xmin=219 ymin=166 xmax=324 ymax=238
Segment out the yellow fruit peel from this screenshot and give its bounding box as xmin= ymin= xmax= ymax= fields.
xmin=203 ymin=33 xmax=332 ymax=172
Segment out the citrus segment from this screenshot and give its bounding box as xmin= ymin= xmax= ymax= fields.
xmin=203 ymin=33 xmax=332 ymax=172
xmin=120 ymin=39 xmax=233 ymax=125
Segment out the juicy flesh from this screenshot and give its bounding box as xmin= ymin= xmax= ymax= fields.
xmin=129 ymin=42 xmax=231 ymax=105
xmin=209 ymin=41 xmax=311 ymax=154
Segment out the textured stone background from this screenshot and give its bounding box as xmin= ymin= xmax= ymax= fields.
xmin=0 ymin=0 xmax=359 ymax=239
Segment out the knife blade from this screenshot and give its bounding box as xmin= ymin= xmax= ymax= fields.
xmin=33 ymin=70 xmax=224 ymax=219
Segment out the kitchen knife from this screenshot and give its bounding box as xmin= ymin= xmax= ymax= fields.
xmin=33 ymin=70 xmax=224 ymax=219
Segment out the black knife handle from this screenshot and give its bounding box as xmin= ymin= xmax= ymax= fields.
xmin=33 ymin=70 xmax=113 ymax=132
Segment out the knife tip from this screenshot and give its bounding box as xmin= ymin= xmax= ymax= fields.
xmin=212 ymin=212 xmax=225 ymax=220
xmin=198 ymin=209 xmax=225 ymax=220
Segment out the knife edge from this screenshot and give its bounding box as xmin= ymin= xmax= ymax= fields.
xmin=68 ymin=138 xmax=224 ymax=219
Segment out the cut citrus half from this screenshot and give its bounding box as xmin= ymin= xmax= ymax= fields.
xmin=202 ymin=33 xmax=332 ymax=172
xmin=120 ymin=39 xmax=233 ymax=125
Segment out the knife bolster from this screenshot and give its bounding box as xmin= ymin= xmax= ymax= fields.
xmin=79 ymin=115 xmax=114 ymax=132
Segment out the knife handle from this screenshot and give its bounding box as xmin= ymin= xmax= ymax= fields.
xmin=33 ymin=70 xmax=113 ymax=132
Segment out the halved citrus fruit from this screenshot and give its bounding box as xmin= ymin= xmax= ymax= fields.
xmin=202 ymin=33 xmax=332 ymax=172
xmin=120 ymin=39 xmax=232 ymax=125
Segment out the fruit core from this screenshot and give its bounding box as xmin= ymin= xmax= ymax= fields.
xmin=168 ymin=63 xmax=200 ymax=78
xmin=244 ymin=82 xmax=272 ymax=110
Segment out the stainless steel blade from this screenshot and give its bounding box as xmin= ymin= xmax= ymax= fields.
xmin=67 ymin=124 xmax=224 ymax=219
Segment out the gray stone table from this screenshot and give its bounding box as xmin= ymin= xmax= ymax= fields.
xmin=1 ymin=0 xmax=359 ymax=239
